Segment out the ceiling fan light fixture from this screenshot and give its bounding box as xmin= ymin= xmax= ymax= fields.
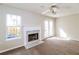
xmin=50 ymin=5 xmax=58 ymax=14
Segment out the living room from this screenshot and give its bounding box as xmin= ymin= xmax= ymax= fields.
xmin=0 ymin=3 xmax=79 ymax=55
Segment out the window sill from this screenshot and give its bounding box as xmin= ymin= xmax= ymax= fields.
xmin=6 ymin=37 xmax=21 ymax=41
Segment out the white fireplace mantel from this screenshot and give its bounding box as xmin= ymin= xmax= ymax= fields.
xmin=23 ymin=27 xmax=44 ymax=49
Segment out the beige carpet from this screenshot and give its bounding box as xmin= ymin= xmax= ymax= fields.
xmin=1 ymin=37 xmax=79 ymax=55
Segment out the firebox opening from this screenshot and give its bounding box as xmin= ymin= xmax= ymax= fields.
xmin=28 ymin=33 xmax=39 ymax=42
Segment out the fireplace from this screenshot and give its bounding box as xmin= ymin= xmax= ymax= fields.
xmin=28 ymin=33 xmax=39 ymax=42
xmin=23 ymin=27 xmax=44 ymax=49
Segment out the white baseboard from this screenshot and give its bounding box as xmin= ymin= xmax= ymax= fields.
xmin=0 ymin=45 xmax=24 ymax=53
xmin=42 ymin=36 xmax=55 ymax=40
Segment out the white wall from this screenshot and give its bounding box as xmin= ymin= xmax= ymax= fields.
xmin=0 ymin=5 xmax=54 ymax=52
xmin=56 ymin=14 xmax=79 ymax=41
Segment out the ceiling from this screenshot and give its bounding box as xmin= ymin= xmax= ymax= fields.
xmin=2 ymin=3 xmax=79 ymax=17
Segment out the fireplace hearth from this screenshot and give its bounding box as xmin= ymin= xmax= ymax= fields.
xmin=23 ymin=27 xmax=44 ymax=49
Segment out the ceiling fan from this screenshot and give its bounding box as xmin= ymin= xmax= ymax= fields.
xmin=49 ymin=4 xmax=58 ymax=14
xmin=42 ymin=4 xmax=59 ymax=15
xmin=42 ymin=3 xmax=70 ymax=16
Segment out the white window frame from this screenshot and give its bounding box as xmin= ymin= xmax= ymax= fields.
xmin=6 ymin=14 xmax=22 ymax=40
xmin=44 ymin=20 xmax=53 ymax=38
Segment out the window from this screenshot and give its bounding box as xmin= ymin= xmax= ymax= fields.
xmin=44 ymin=20 xmax=53 ymax=38
xmin=44 ymin=20 xmax=49 ymax=37
xmin=6 ymin=14 xmax=21 ymax=40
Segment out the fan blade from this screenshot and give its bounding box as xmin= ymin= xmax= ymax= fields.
xmin=42 ymin=9 xmax=50 ymax=14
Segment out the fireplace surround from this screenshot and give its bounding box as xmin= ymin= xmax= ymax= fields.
xmin=23 ymin=27 xmax=44 ymax=49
